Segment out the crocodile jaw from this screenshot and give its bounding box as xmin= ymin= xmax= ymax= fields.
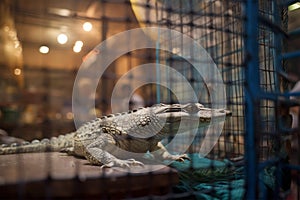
xmin=154 ymin=103 xmax=231 ymax=131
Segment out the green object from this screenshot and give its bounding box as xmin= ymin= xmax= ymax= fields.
xmin=170 ymin=154 xmax=245 ymax=200
xmin=170 ymin=154 xmax=288 ymax=199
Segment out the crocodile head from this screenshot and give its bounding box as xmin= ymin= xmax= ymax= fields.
xmin=152 ymin=103 xmax=231 ymax=134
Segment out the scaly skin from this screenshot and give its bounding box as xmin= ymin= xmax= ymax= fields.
xmin=0 ymin=103 xmax=231 ymax=168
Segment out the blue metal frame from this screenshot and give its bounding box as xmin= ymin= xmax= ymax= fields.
xmin=243 ymin=0 xmax=260 ymax=199
xmin=244 ymin=0 xmax=300 ymax=198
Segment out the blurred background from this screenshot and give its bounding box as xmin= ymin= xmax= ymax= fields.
xmin=0 ymin=0 xmax=158 ymax=140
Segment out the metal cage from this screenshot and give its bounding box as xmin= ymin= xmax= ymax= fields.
xmin=0 ymin=0 xmax=299 ymax=199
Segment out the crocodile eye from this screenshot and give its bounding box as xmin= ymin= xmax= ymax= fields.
xmin=198 ymin=104 xmax=204 ymax=108
xmin=102 ymin=127 xmax=108 ymax=133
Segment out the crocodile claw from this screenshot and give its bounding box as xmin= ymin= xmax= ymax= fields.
xmin=171 ymin=154 xmax=191 ymax=162
xmin=101 ymin=158 xmax=144 ymax=168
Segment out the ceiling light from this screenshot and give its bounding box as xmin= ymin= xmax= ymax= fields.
xmin=73 ymin=40 xmax=83 ymax=53
xmin=73 ymin=45 xmax=82 ymax=53
xmin=289 ymin=2 xmax=300 ymax=11
xmin=39 ymin=45 xmax=49 ymax=54
xmin=57 ymin=33 xmax=68 ymax=44
xmin=83 ymin=22 xmax=93 ymax=32
xmin=14 ymin=68 xmax=22 ymax=76
xmin=75 ymin=40 xmax=83 ymax=47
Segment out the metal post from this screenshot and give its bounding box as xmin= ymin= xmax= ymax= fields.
xmin=244 ymin=0 xmax=260 ymax=199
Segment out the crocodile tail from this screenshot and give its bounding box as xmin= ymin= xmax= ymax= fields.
xmin=0 ymin=132 xmax=76 ymax=155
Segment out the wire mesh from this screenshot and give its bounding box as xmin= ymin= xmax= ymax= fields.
xmin=0 ymin=0 xmax=299 ymax=199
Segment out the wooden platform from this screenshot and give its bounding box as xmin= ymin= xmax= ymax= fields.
xmin=0 ymin=152 xmax=179 ymax=198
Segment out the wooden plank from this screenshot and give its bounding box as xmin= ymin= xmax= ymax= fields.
xmin=0 ymin=152 xmax=179 ymax=198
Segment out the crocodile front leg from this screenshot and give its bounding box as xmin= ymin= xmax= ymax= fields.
xmin=84 ymin=134 xmax=143 ymax=168
xmin=150 ymin=142 xmax=190 ymax=162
